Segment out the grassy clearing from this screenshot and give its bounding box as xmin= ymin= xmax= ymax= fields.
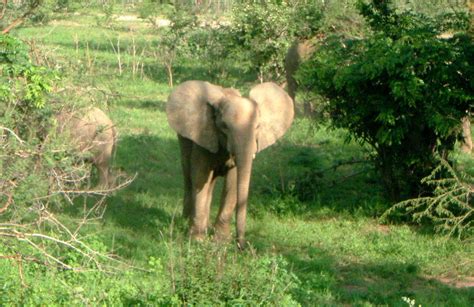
xmin=3 ymin=9 xmax=473 ymax=306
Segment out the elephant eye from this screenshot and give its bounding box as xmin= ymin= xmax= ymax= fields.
xmin=218 ymin=120 xmax=228 ymax=131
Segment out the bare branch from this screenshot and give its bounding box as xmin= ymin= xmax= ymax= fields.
xmin=0 ymin=126 xmax=25 ymax=144
xmin=0 ymin=192 xmax=13 ymax=214
xmin=0 ymin=0 xmax=7 ymax=20
xmin=58 ymin=173 xmax=137 ymax=196
xmin=2 ymin=0 xmax=41 ymax=34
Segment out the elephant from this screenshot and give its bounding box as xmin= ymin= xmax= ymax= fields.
xmin=56 ymin=107 xmax=117 ymax=187
xmin=284 ymin=38 xmax=316 ymax=104
xmin=461 ymin=116 xmax=472 ymax=153
xmin=166 ymin=80 xmax=294 ymax=248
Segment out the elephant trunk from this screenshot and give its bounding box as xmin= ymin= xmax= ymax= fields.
xmin=234 ymin=138 xmax=255 ymax=249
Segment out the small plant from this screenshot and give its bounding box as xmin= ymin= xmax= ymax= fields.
xmin=383 ymin=158 xmax=473 ymax=238
xmin=96 ymin=0 xmax=115 ymax=27
xmin=168 ymin=243 xmax=300 ymax=305
xmin=402 ymin=296 xmax=421 ymax=307
xmin=152 ymin=7 xmax=197 ymax=87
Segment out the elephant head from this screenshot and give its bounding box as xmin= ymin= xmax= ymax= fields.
xmin=167 ymin=80 xmax=294 ymax=246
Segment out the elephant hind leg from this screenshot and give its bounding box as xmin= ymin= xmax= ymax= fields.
xmin=95 ymin=160 xmax=110 ymax=188
xmin=179 ymin=135 xmax=193 ymax=219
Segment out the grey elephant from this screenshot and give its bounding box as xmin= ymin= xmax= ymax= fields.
xmin=57 ymin=107 xmax=117 ymax=187
xmin=284 ymin=38 xmax=317 ymax=103
xmin=461 ymin=116 xmax=472 ymax=153
xmin=166 ymin=80 xmax=294 ymax=247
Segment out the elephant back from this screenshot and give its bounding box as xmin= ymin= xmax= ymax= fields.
xmin=57 ymin=107 xmax=116 ymax=158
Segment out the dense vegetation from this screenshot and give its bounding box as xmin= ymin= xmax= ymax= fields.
xmin=0 ymin=0 xmax=473 ymax=305
xmin=299 ymin=0 xmax=473 ymax=200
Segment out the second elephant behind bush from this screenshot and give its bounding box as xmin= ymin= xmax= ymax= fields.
xmin=57 ymin=107 xmax=117 ymax=187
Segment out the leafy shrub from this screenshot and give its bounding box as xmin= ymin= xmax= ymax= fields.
xmin=383 ymin=158 xmax=473 ymax=238
xmin=0 ymin=33 xmax=127 ymax=271
xmin=0 ymin=243 xmax=171 ymax=305
xmin=151 ymin=6 xmax=198 ymax=86
xmin=170 ymin=243 xmax=299 ymax=305
xmin=290 ymin=1 xmax=324 ymax=40
xmin=137 ymin=1 xmax=174 ymax=28
xmin=95 ymin=0 xmax=115 ymax=27
xmin=228 ymin=1 xmax=294 ymax=82
xmin=298 ymin=0 xmax=473 ymax=199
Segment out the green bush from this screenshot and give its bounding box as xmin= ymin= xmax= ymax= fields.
xmin=383 ymin=158 xmax=473 ymax=238
xmin=290 ymin=1 xmax=324 ymax=40
xmin=298 ymin=0 xmax=473 ymax=200
xmin=0 ymin=244 xmax=170 ymax=305
xmin=228 ymin=1 xmax=294 ymax=82
xmin=0 ymin=33 xmax=121 ymax=271
xmin=170 ymin=243 xmax=300 ymax=305
xmin=151 ymin=6 xmax=198 ymax=86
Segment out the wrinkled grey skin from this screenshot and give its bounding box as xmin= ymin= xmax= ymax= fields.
xmin=167 ymin=80 xmax=294 ymax=248
xmin=284 ymin=39 xmax=316 ymax=103
xmin=57 ymin=107 xmax=117 ymax=187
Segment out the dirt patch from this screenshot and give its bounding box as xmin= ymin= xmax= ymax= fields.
xmin=115 ymin=15 xmax=140 ymax=22
xmin=428 ymin=275 xmax=474 ymax=288
xmin=115 ymin=15 xmax=170 ymax=27
xmin=361 ymin=223 xmax=391 ymax=235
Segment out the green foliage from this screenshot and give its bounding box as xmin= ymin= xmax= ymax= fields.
xmin=137 ymin=1 xmax=174 ymax=27
xmin=298 ymin=0 xmax=473 ymax=199
xmin=170 ymin=243 xmax=299 ymax=305
xmin=383 ymin=158 xmax=473 ymax=238
xmin=290 ymin=1 xmax=324 ymax=40
xmin=0 ymin=243 xmax=170 ymax=305
xmin=95 ymin=0 xmax=116 ymax=27
xmin=228 ymin=1 xmax=294 ymax=81
xmin=0 ymin=34 xmax=118 ymax=273
xmin=224 ymin=1 xmax=324 ymax=82
xmin=0 ymin=34 xmax=56 ymax=136
xmin=152 ymin=5 xmax=198 ymax=86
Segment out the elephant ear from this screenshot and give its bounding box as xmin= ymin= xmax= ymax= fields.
xmin=166 ymin=80 xmax=224 ymax=153
xmin=249 ymin=82 xmax=294 ymax=152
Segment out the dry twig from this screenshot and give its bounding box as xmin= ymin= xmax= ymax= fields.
xmin=0 ymin=0 xmax=7 ymax=21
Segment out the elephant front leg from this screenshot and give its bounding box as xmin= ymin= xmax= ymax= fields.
xmin=214 ymin=167 xmax=237 ymax=242
xmin=189 ymin=147 xmax=215 ymax=241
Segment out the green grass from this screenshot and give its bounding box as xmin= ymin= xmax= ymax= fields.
xmin=2 ymin=11 xmax=473 ymax=306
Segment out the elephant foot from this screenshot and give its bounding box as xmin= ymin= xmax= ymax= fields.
xmin=189 ymin=227 xmax=206 ymax=242
xmin=213 ymin=227 xmax=231 ymax=243
xmin=236 ymin=237 xmax=247 ymax=250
